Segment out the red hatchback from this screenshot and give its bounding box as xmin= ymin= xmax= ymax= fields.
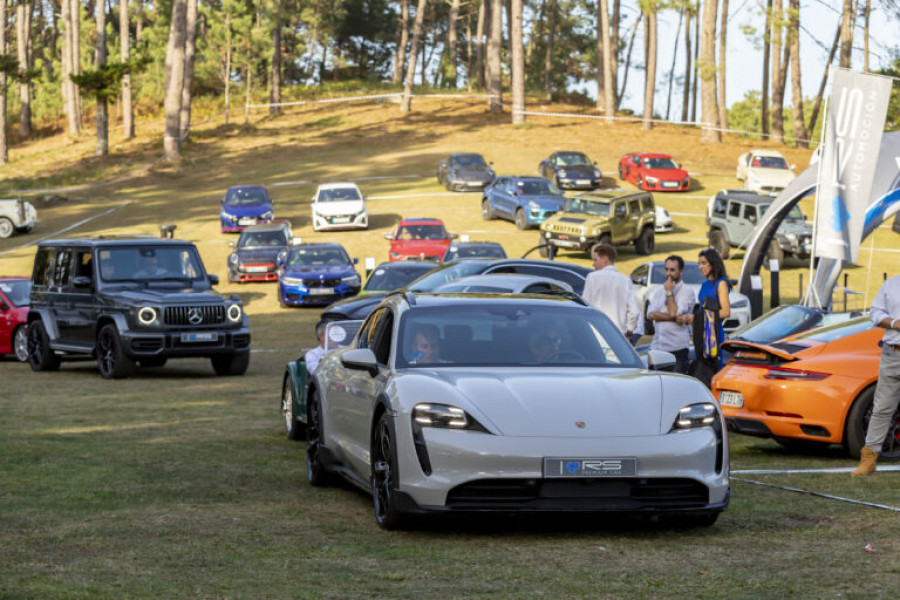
xmin=618 ymin=152 xmax=691 ymax=192
xmin=0 ymin=277 xmax=31 ymax=362
xmin=384 ymin=217 xmax=458 ymax=262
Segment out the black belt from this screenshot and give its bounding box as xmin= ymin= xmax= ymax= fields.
xmin=886 ymin=343 xmax=900 ymax=351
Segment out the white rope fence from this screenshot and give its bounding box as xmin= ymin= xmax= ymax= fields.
xmin=245 ymin=92 xmax=500 ymax=111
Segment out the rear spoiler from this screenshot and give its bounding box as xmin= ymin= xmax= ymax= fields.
xmin=721 ymin=340 xmax=799 ymax=366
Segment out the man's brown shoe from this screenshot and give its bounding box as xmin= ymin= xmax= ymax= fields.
xmin=851 ymin=447 xmax=878 ymax=477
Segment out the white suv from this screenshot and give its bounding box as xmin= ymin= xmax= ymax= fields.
xmin=311 ymin=183 xmax=368 ymax=232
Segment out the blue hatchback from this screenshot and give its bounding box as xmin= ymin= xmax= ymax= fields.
xmin=481 ymin=176 xmax=566 ymax=230
xmin=278 ymin=243 xmax=361 ymax=307
xmin=220 ymin=185 xmax=275 ymax=232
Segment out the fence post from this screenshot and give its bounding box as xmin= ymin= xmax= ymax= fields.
xmin=843 ymin=273 xmax=848 ymax=312
xmin=798 ymin=272 xmax=803 ymax=304
xmin=770 ymin=267 xmax=780 ymax=309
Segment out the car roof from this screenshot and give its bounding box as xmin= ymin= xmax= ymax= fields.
xmin=627 ymin=152 xmax=673 ymax=159
xmin=291 ymin=242 xmax=346 ymax=249
xmin=438 ymin=273 xmax=569 ymax=288
xmin=316 ymin=182 xmax=361 ymax=190
xmin=748 ymin=149 xmax=786 ymax=158
xmin=717 ymin=193 xmax=772 ymax=205
xmin=398 ymin=217 xmax=444 ymax=225
xmin=239 ymin=221 xmax=291 ymax=233
xmin=36 ymin=237 xmax=195 ymax=248
xmin=372 ymin=260 xmax=436 ymax=270
xmin=571 ymin=189 xmax=647 ymax=203
xmin=227 ymin=184 xmax=267 ymax=190
xmin=450 ymin=152 xmax=484 ymax=158
xmin=449 ymin=241 xmax=502 ymax=247
xmin=398 ymin=291 xmax=585 ymax=308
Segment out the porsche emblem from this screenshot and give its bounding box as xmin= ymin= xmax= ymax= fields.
xmin=575 ymin=421 xmax=586 ymax=429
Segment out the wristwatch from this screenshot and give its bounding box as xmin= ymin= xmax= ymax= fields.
xmin=666 ymin=291 xmax=674 ymax=297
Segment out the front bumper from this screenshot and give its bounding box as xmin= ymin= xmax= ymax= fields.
xmin=446 ymin=178 xmax=491 ymax=192
xmin=556 ymin=177 xmax=602 ymax=190
xmin=279 ymin=282 xmax=360 ymax=306
xmin=542 ymin=230 xmax=596 ymax=251
xmin=313 ymin=212 xmax=368 ymax=231
xmin=230 ymin=264 xmax=279 ymax=283
xmin=220 ymin=215 xmax=273 ymax=232
xmin=645 ymin=179 xmax=691 ymax=192
xmin=121 ymin=326 xmax=251 ymax=358
xmin=525 ymin=208 xmax=560 ymax=226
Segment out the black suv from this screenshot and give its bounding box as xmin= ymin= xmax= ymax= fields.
xmin=26 ymin=237 xmax=251 ymax=379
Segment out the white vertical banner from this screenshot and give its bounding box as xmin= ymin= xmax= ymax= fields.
xmin=814 ymin=69 xmax=893 ymax=262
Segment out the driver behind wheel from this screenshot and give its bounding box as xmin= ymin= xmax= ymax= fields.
xmin=528 ymin=320 xmax=565 ymax=363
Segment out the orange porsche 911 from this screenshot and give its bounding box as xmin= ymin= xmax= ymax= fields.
xmin=711 ymin=317 xmax=898 ymax=459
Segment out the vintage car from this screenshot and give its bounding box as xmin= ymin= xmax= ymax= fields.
xmin=0 ymin=198 xmax=38 ymax=238
xmin=0 ymin=277 xmax=31 ymax=361
xmin=736 ymin=149 xmax=796 ymax=194
xmin=481 ymin=176 xmax=566 ymax=230
xmin=303 ymin=292 xmax=729 ymax=529
xmin=538 ymin=190 xmax=656 ymax=257
xmin=384 ymin=217 xmax=458 ymax=262
xmin=441 ymin=241 xmax=507 ymax=262
xmin=278 ymin=243 xmax=361 ymax=307
xmin=219 ymin=185 xmax=275 ymax=233
xmin=26 ymin=237 xmax=250 ymax=379
xmin=227 ymin=221 xmax=293 ymax=283
xmin=538 ymin=151 xmax=603 ymax=190
xmin=711 ymin=317 xmax=892 ymax=459
xmin=436 ymin=153 xmax=495 ymax=191
xmin=618 ymin=153 xmax=691 ymax=192
xmin=311 ymin=183 xmax=368 ymax=231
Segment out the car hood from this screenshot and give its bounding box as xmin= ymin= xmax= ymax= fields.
xmin=390 ymin=239 xmax=452 ymax=257
xmin=448 ymin=167 xmax=492 ymax=179
xmin=746 ymin=168 xmax=795 ymax=186
xmin=776 ymin=220 xmax=812 ymax=235
xmin=555 ymin=165 xmax=597 ymax=176
xmin=313 ymin=200 xmax=365 ymax=216
xmin=221 ymin=203 xmax=272 ymax=217
xmin=549 ymin=214 xmax=609 ymax=226
xmin=522 ymin=195 xmax=566 ymax=209
xmin=235 ymin=247 xmax=283 ymax=262
xmin=283 ymin=265 xmax=355 ymax=278
xmin=404 ymin=369 xmax=669 ymax=437
xmin=103 ymin=289 xmax=223 ymax=304
xmin=644 ymin=168 xmax=689 ymax=180
xmin=321 ymin=292 xmax=388 ymax=319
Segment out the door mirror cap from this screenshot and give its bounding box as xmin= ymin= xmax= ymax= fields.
xmin=73 ymin=276 xmax=93 ymax=289
xmin=641 ymin=349 xmax=677 ymax=371
xmin=208 ymin=274 xmax=220 ymax=285
xmin=340 ymin=348 xmax=378 ymax=376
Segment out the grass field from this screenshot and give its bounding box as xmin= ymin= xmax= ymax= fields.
xmin=2 ymin=96 xmax=900 ymax=598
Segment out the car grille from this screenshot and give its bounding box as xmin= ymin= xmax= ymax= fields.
xmin=546 ymin=223 xmax=583 ymax=235
xmin=164 ymin=305 xmax=226 ymax=326
xmin=304 ymin=278 xmax=340 ymax=288
xmin=445 ymin=478 xmax=710 ymax=510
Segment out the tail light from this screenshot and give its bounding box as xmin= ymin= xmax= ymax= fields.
xmin=762 ymin=365 xmax=830 ymax=381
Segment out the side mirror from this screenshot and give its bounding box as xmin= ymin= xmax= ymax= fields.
xmin=489 ymin=161 xmax=494 ymax=165
xmin=292 ymin=237 xmax=302 ymax=245
xmin=73 ymin=276 xmax=92 ymax=289
xmin=340 ymin=348 xmax=378 ymax=376
xmin=228 ymin=241 xmax=235 ymax=248
xmin=593 ymin=161 xmax=598 ymax=165
xmin=0 ymin=299 xmax=8 ymax=311
xmin=353 ymin=257 xmax=359 ymax=264
xmin=790 ymin=164 xmax=796 ymax=170
xmin=641 ymin=349 xmax=676 ymax=371
xmin=640 ymin=276 xmax=648 ymax=287
xmin=677 ymin=163 xmax=683 ymax=169
xmin=208 ymin=274 xmax=220 ymax=285
xmin=451 ymin=233 xmax=459 ymax=240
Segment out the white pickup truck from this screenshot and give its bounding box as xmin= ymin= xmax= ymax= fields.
xmin=0 ymin=198 xmax=37 ymax=238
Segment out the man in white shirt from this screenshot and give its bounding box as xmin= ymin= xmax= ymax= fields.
xmin=581 ymin=242 xmax=638 ymax=341
xmin=304 ymin=320 xmax=327 ymax=374
xmin=852 ymin=274 xmax=900 ymax=476
xmin=646 ymin=255 xmax=694 ymax=374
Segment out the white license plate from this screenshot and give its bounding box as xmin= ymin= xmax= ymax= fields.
xmin=238 ymin=218 xmax=257 ymax=225
xmin=554 ymin=239 xmax=580 ymax=248
xmin=719 ymin=390 xmax=744 ymax=407
xmin=662 ymin=181 xmax=679 ymax=188
xmin=181 ymin=332 xmax=218 ymax=343
xmin=467 ymin=181 xmax=482 ymax=186
xmin=331 ymin=217 xmax=351 ymax=224
xmin=244 ymin=266 xmax=268 ymax=273
xmin=309 ymin=287 xmax=334 ymax=295
xmin=544 ymin=457 xmax=637 ymax=478
xmin=577 ymin=179 xmax=590 ymax=185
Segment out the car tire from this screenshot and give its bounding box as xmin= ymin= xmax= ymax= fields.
xmin=538 ymin=232 xmax=550 ymax=258
xmin=97 ymin=324 xmax=135 ymax=379
xmin=635 ymin=227 xmax=655 ymax=255
xmin=845 ymin=386 xmax=900 ymax=460
xmin=27 ymin=321 xmax=61 ymax=371
xmin=372 ymin=411 xmax=410 ymax=530
xmin=637 ymin=176 xmax=644 ymax=191
xmin=709 ymin=229 xmax=730 ymax=259
xmin=764 ymin=242 xmax=784 ymax=271
xmin=13 ymin=324 xmax=29 ymax=362
xmin=283 ymin=374 xmax=304 ymax=441
xmin=0 ymin=217 xmax=14 ymax=239
xmin=515 ymin=208 xmax=529 ymax=230
xmin=211 ymin=352 xmax=250 ymax=376
xmin=481 ymin=199 xmax=494 ymax=220
xmin=618 ymin=163 xmax=624 ymax=179
xmin=138 ymin=357 xmax=167 ymax=368
xmin=643 ymin=302 xmax=655 ymax=336
xmin=306 ymin=388 xmax=331 ymax=486
xmin=553 ymin=174 xmax=561 ymax=190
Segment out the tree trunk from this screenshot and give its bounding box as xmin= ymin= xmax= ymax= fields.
xmin=136 ymin=0 xmax=143 ymax=44
xmin=465 ymin=12 xmax=473 ymax=91
xmin=393 ymin=0 xmax=408 ymax=84
xmin=770 ymin=0 xmax=785 ymax=143
xmin=599 ymin=0 xmax=614 ymax=116
xmin=511 ymin=0 xmax=524 ymax=124
xmin=595 ymin=0 xmax=604 ymax=110
xmin=0 ymin=0 xmax=7 ymax=163
xmin=699 ymin=0 xmax=720 ymax=142
xmin=717 ymin=0 xmax=728 ymax=130
xmin=863 ymin=0 xmax=870 ymax=71
xmin=642 ymin=8 xmax=657 ymax=130
xmin=808 ymin=21 xmax=841 ymax=137
xmin=488 ymin=0 xmax=502 ymax=112
xmin=839 ymin=0 xmax=852 ymax=67
xmin=16 ymin=1 xmax=32 ymax=138
xmin=618 ymin=12 xmax=641 ymax=107
xmin=95 ymin=0 xmax=108 ymax=156
xmin=180 ymin=0 xmax=198 ymax=138
xmin=665 ymin=9 xmax=683 ymax=121
xmin=72 ymin=0 xmax=82 ymax=125
xmin=475 ymin=0 xmax=485 ymax=89
xmin=690 ymin=6 xmax=699 ymax=122
xmin=447 ymin=0 xmax=460 ymax=87
xmin=270 ymin=16 xmax=281 ymax=115
xmin=610 ymin=0 xmax=619 ymax=108
xmin=163 ymin=0 xmax=187 ymax=161
xmin=787 ymin=0 xmax=807 ymax=147
xmin=544 ymin=0 xmax=556 ymax=100
xmin=400 ymin=0 xmax=427 ymax=112
xmin=244 ymin=63 xmax=251 ymax=123
xmin=681 ymin=5 xmax=691 ymax=122
xmin=120 ymin=0 xmax=134 ymax=139
xmin=761 ymin=0 xmax=771 ymax=137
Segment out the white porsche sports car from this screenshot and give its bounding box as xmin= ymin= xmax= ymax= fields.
xmin=306 ymin=292 xmax=730 ymax=529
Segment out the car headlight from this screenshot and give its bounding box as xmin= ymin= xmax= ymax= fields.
xmin=389 ymin=251 xmax=404 ymax=259
xmin=221 ymin=211 xmax=236 ymax=219
xmin=672 ymin=403 xmax=718 ymax=430
xmin=580 ymin=226 xmax=587 ymax=235
xmin=528 ymin=200 xmax=541 ymax=210
xmin=226 ymin=304 xmax=243 ymax=322
xmin=413 ymin=403 xmax=488 ymax=432
xmin=559 ymin=169 xmax=567 ymax=178
xmin=594 ymin=168 xmax=602 ymax=177
xmin=341 ymin=274 xmax=361 ymax=286
xmin=785 ymin=232 xmax=798 ymax=241
xmin=281 ymin=276 xmax=303 ymax=286
xmin=262 ymin=210 xmax=274 ymax=219
xmin=137 ymin=306 xmax=158 ymax=326
xmin=731 ymin=297 xmax=749 ymax=308
xmin=645 ymin=176 xmax=659 ymax=184
xmin=228 ymin=253 xmax=239 ymax=265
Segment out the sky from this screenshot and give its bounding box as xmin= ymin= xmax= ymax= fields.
xmin=573 ymin=0 xmax=899 ymax=119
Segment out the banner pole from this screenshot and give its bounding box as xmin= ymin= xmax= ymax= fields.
xmin=807 ymin=86 xmax=830 ymax=308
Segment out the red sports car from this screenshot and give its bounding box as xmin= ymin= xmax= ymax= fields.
xmin=384 ymin=217 xmax=458 ymax=262
xmin=0 ymin=277 xmax=31 ymax=362
xmin=618 ymin=153 xmax=691 ymax=192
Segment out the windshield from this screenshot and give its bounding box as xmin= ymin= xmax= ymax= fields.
xmin=643 ymin=157 xmax=677 ymax=170
xmin=396 ymin=305 xmax=642 ymax=368
xmin=650 ymin=262 xmax=706 ymax=285
xmin=317 ymin=187 xmax=362 ymax=202
xmin=450 ymin=154 xmax=487 ymax=168
xmin=518 ymin=179 xmax=561 ymax=196
xmin=555 ymin=153 xmax=591 ymax=166
xmin=728 ymin=305 xmax=820 ymax=343
xmin=237 ymin=230 xmax=288 ymax=248
xmin=408 ymin=261 xmax=491 ymax=292
xmin=395 ymin=224 xmax=448 ymax=240
xmin=286 ymin=246 xmax=351 ymax=268
xmin=99 ymin=246 xmax=205 ymax=282
xmin=0 ymin=280 xmax=30 ymax=306
xmin=565 ymin=198 xmax=610 ymax=216
xmin=790 ymin=317 xmax=874 ymax=344
xmin=224 ymin=187 xmax=269 ymax=206
xmin=444 ymin=244 xmax=507 ymax=261
xmin=752 ymin=155 xmax=789 ymax=169
xmin=364 ymin=264 xmax=436 ymax=292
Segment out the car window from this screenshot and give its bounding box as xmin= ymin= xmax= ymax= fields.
xmin=286 ymin=246 xmax=350 ymax=267
xmin=712 ymin=196 xmax=727 ymax=215
xmin=518 ymin=179 xmax=559 ymax=196
xmin=756 ymin=156 xmax=789 ymax=169
xmin=0 ymin=280 xmax=30 ymax=306
xmin=632 ymin=264 xmax=650 ymax=286
xmin=238 ymin=230 xmax=287 ymax=247
xmin=790 ymin=317 xmax=874 ymax=344
xmin=501 ymin=265 xmax=586 ymax=294
xmin=641 ymin=195 xmax=653 ymax=211
xmin=557 ymin=153 xmax=590 ymax=166
xmin=451 ymin=155 xmax=486 ymax=168
xmin=99 ymin=246 xmax=205 ymax=282
xmin=728 ymin=202 xmax=741 ymax=218
xmin=364 ymin=264 xmax=435 ymax=292
xmin=225 ymin=187 xmax=268 ymax=206
xmin=408 ymin=261 xmax=490 ymax=291
xmin=523 ymin=283 xmax=556 ymax=294
xmin=51 ymin=250 xmax=73 ymax=289
xmin=614 ymin=203 xmax=627 ymax=218
xmin=444 ymin=244 xmax=506 ymax=261
xmin=628 ymin=199 xmax=641 ymax=214
xmin=644 ymin=157 xmax=676 ymax=169
xmin=68 ymin=251 xmax=94 ymax=292
xmin=318 ymin=187 xmax=362 ymax=202
xmin=744 ymin=204 xmax=758 ymax=223
xmin=357 ymin=308 xmax=385 ymax=350
xmin=372 ymin=311 xmax=394 ymax=365
xmin=32 ymin=248 xmax=52 ymax=287
xmin=728 ymin=305 xmax=818 ymax=343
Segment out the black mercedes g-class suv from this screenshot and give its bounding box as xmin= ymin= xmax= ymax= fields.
xmin=26 ymin=237 xmax=251 ymax=379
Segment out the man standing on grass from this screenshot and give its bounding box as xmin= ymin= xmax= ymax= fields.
xmin=581 ymin=242 xmax=638 ymax=342
xmin=646 ymin=255 xmax=694 ymax=374
xmin=304 ymin=320 xmax=328 ymax=373
xmin=852 ymin=273 xmax=900 ymax=476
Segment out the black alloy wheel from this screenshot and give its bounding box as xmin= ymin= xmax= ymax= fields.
xmin=97 ymin=324 xmax=135 ymax=379
xmin=515 ymin=209 xmax=529 ymax=231
xmin=372 ymin=412 xmax=408 ymax=530
xmin=306 ymin=389 xmax=330 ymax=486
xmin=283 ymin=375 xmax=304 ymax=441
xmin=27 ymin=321 xmax=61 ymax=371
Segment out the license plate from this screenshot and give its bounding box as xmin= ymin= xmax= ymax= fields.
xmin=577 ymin=179 xmax=590 ymax=185
xmin=544 ymin=457 xmax=636 ymax=478
xmin=554 ymin=239 xmax=580 ymax=248
xmin=467 ymin=181 xmax=482 ymax=186
xmin=244 ymin=266 xmax=268 ymax=273
xmin=181 ymin=332 xmax=218 ymax=343
xmin=662 ymin=181 xmax=679 ymax=188
xmin=331 ymin=217 xmax=351 ymax=224
xmin=719 ymin=390 xmax=744 ymax=408
xmin=309 ymin=287 xmax=334 ymax=295
xmin=238 ymin=218 xmax=257 ymax=225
